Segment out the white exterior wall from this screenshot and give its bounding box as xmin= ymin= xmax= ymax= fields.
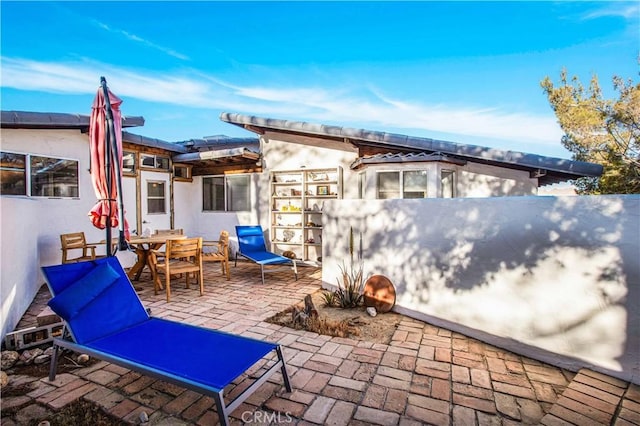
xmin=322 ymin=195 xmax=640 ymax=384
xmin=183 ymin=175 xmax=261 ymax=257
xmin=0 ymin=128 xmax=134 ymax=338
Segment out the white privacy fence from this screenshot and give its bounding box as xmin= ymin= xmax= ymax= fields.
xmin=322 ymin=195 xmax=640 ymax=385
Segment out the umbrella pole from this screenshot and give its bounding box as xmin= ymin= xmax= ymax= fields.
xmin=100 ymin=77 xmax=116 ymax=256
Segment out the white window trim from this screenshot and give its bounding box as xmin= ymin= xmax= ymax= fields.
xmin=1 ymin=150 xmax=80 ymax=198
xmin=146 ymin=180 xmax=166 ymax=214
xmin=375 ymin=169 xmax=429 ymax=199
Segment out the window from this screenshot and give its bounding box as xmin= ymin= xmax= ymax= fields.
xmin=122 ymin=151 xmax=136 ymax=174
xmin=173 ymin=164 xmax=192 ymax=181
xmin=403 ymin=170 xmax=428 ymax=198
xmin=141 ymin=154 xmax=170 ymax=170
xmin=376 ymin=170 xmax=428 ymax=199
xmin=441 ymin=170 xmax=455 ymax=198
xmin=357 ymin=172 xmax=365 ymax=199
xmin=203 ymin=174 xmax=250 ymax=212
xmin=1 ymin=151 xmax=79 ymax=197
xmin=30 ymin=156 xmax=79 ymax=197
xmin=1 ymin=152 xmax=26 ymax=195
xmin=376 ymin=171 xmax=400 ymax=199
xmin=147 ymin=181 xmax=166 ymax=214
xmin=203 ymin=176 xmax=225 ymax=211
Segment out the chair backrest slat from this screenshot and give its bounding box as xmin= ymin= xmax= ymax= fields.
xmin=166 ymin=237 xmax=202 ymax=260
xmin=61 ymin=232 xmax=87 ymax=249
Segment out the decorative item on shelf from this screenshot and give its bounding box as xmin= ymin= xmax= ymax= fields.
xmin=311 ymin=173 xmax=329 ymax=181
xmin=282 ymin=205 xmax=289 ymax=212
xmin=317 ymin=185 xmax=329 ymax=195
xmin=282 ymin=250 xmax=297 ymax=259
xmin=306 ymin=238 xmax=315 ymax=243
xmin=306 ymin=221 xmax=317 ymax=227
xmin=291 ymin=189 xmax=302 ymax=196
xmin=283 ymin=230 xmax=295 ymax=242
xmin=305 ymin=190 xmax=313 ymax=196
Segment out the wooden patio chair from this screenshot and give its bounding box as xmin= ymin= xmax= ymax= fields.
xmin=202 ymin=231 xmax=231 ymax=280
xmin=150 ymin=237 xmax=203 ymax=302
xmin=60 ymin=232 xmax=104 ymax=264
xmin=152 ymin=229 xmax=184 ymax=261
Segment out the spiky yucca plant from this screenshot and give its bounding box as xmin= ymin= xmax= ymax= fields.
xmin=333 ymin=226 xmax=365 ymax=308
xmin=335 ymin=260 xmax=364 ymax=308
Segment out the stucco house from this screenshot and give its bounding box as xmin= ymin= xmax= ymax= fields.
xmin=1 ymin=109 xmax=603 ymax=341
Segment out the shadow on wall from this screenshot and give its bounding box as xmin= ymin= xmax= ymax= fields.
xmin=322 ymin=195 xmax=640 ymax=384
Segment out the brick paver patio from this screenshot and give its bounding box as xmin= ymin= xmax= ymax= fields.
xmin=3 ymin=261 xmax=639 ymax=425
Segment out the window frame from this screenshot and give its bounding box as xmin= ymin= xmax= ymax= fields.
xmin=357 ymin=171 xmax=366 ymax=199
xmin=140 ymin=154 xmax=170 ymax=170
xmin=0 ymin=151 xmax=27 ymax=196
xmin=202 ymin=174 xmax=251 ymax=212
xmin=122 ymin=150 xmax=137 ymax=176
xmin=173 ymin=164 xmax=193 ymax=182
xmin=376 ymin=169 xmax=429 ymax=199
xmin=441 ymin=169 xmax=456 ymax=198
xmin=146 ymin=180 xmax=166 ymax=214
xmin=1 ymin=151 xmax=79 ymax=198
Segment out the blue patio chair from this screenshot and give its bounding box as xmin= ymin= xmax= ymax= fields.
xmin=42 ymin=257 xmax=291 ymax=426
xmin=235 ymin=225 xmax=298 ymax=284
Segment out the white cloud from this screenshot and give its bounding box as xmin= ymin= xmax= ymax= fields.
xmin=0 ymin=57 xmax=563 ymax=147
xmin=581 ymin=3 xmax=640 ymax=20
xmin=92 ymin=20 xmax=190 ymax=61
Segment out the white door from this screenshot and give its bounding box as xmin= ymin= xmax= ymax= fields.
xmin=140 ymin=170 xmax=171 ymax=234
xmin=121 ymin=175 xmax=138 ymax=234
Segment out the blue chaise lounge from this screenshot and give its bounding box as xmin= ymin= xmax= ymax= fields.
xmin=42 ymin=256 xmax=292 ymax=426
xmin=235 ymin=225 xmax=298 ymax=284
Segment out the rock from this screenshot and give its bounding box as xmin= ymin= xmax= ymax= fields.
xmin=19 ymin=348 xmax=44 ymax=365
xmin=366 ymin=307 xmax=377 ymax=317
xmin=77 ymin=353 xmax=90 ymax=364
xmin=139 ymin=411 xmax=149 ymax=423
xmin=1 ymin=350 xmax=20 ymax=370
xmin=34 ymin=354 xmax=51 ymax=365
xmin=17 ymin=350 xmax=31 ymax=366
xmin=0 ymin=371 xmax=8 ymax=387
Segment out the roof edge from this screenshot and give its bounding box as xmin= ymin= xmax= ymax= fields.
xmin=220 ymin=112 xmax=603 ymax=179
xmin=1 ymin=110 xmax=144 ymax=129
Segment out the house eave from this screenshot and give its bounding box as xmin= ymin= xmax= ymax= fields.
xmin=1 ymin=110 xmax=144 ymax=130
xmin=220 ymin=112 xmax=604 ymax=186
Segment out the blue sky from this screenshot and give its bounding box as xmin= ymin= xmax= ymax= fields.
xmin=1 ymin=1 xmax=638 ymax=159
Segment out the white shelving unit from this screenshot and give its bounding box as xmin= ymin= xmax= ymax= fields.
xmin=270 ymin=167 xmax=342 ymax=264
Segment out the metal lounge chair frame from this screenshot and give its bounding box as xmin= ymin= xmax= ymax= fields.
xmin=235 ymin=225 xmax=298 ymax=284
xmin=42 ymin=257 xmax=291 ymax=426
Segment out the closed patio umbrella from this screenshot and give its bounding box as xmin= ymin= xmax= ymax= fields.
xmin=88 ymin=76 xmax=129 ymax=255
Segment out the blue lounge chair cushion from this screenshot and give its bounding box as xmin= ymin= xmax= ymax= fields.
xmin=86 ymin=318 xmax=277 ymax=391
xmin=48 ymin=261 xmax=120 ymax=320
xmin=44 ymin=258 xmax=150 ymax=344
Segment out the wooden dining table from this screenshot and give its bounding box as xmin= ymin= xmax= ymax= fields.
xmin=127 ymin=234 xmax=187 ymax=282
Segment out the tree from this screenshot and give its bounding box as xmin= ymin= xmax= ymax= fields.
xmin=541 ymin=69 xmax=639 ymax=194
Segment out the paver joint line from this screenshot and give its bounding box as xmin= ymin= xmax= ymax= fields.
xmin=6 ymin=263 xmax=637 ymax=426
